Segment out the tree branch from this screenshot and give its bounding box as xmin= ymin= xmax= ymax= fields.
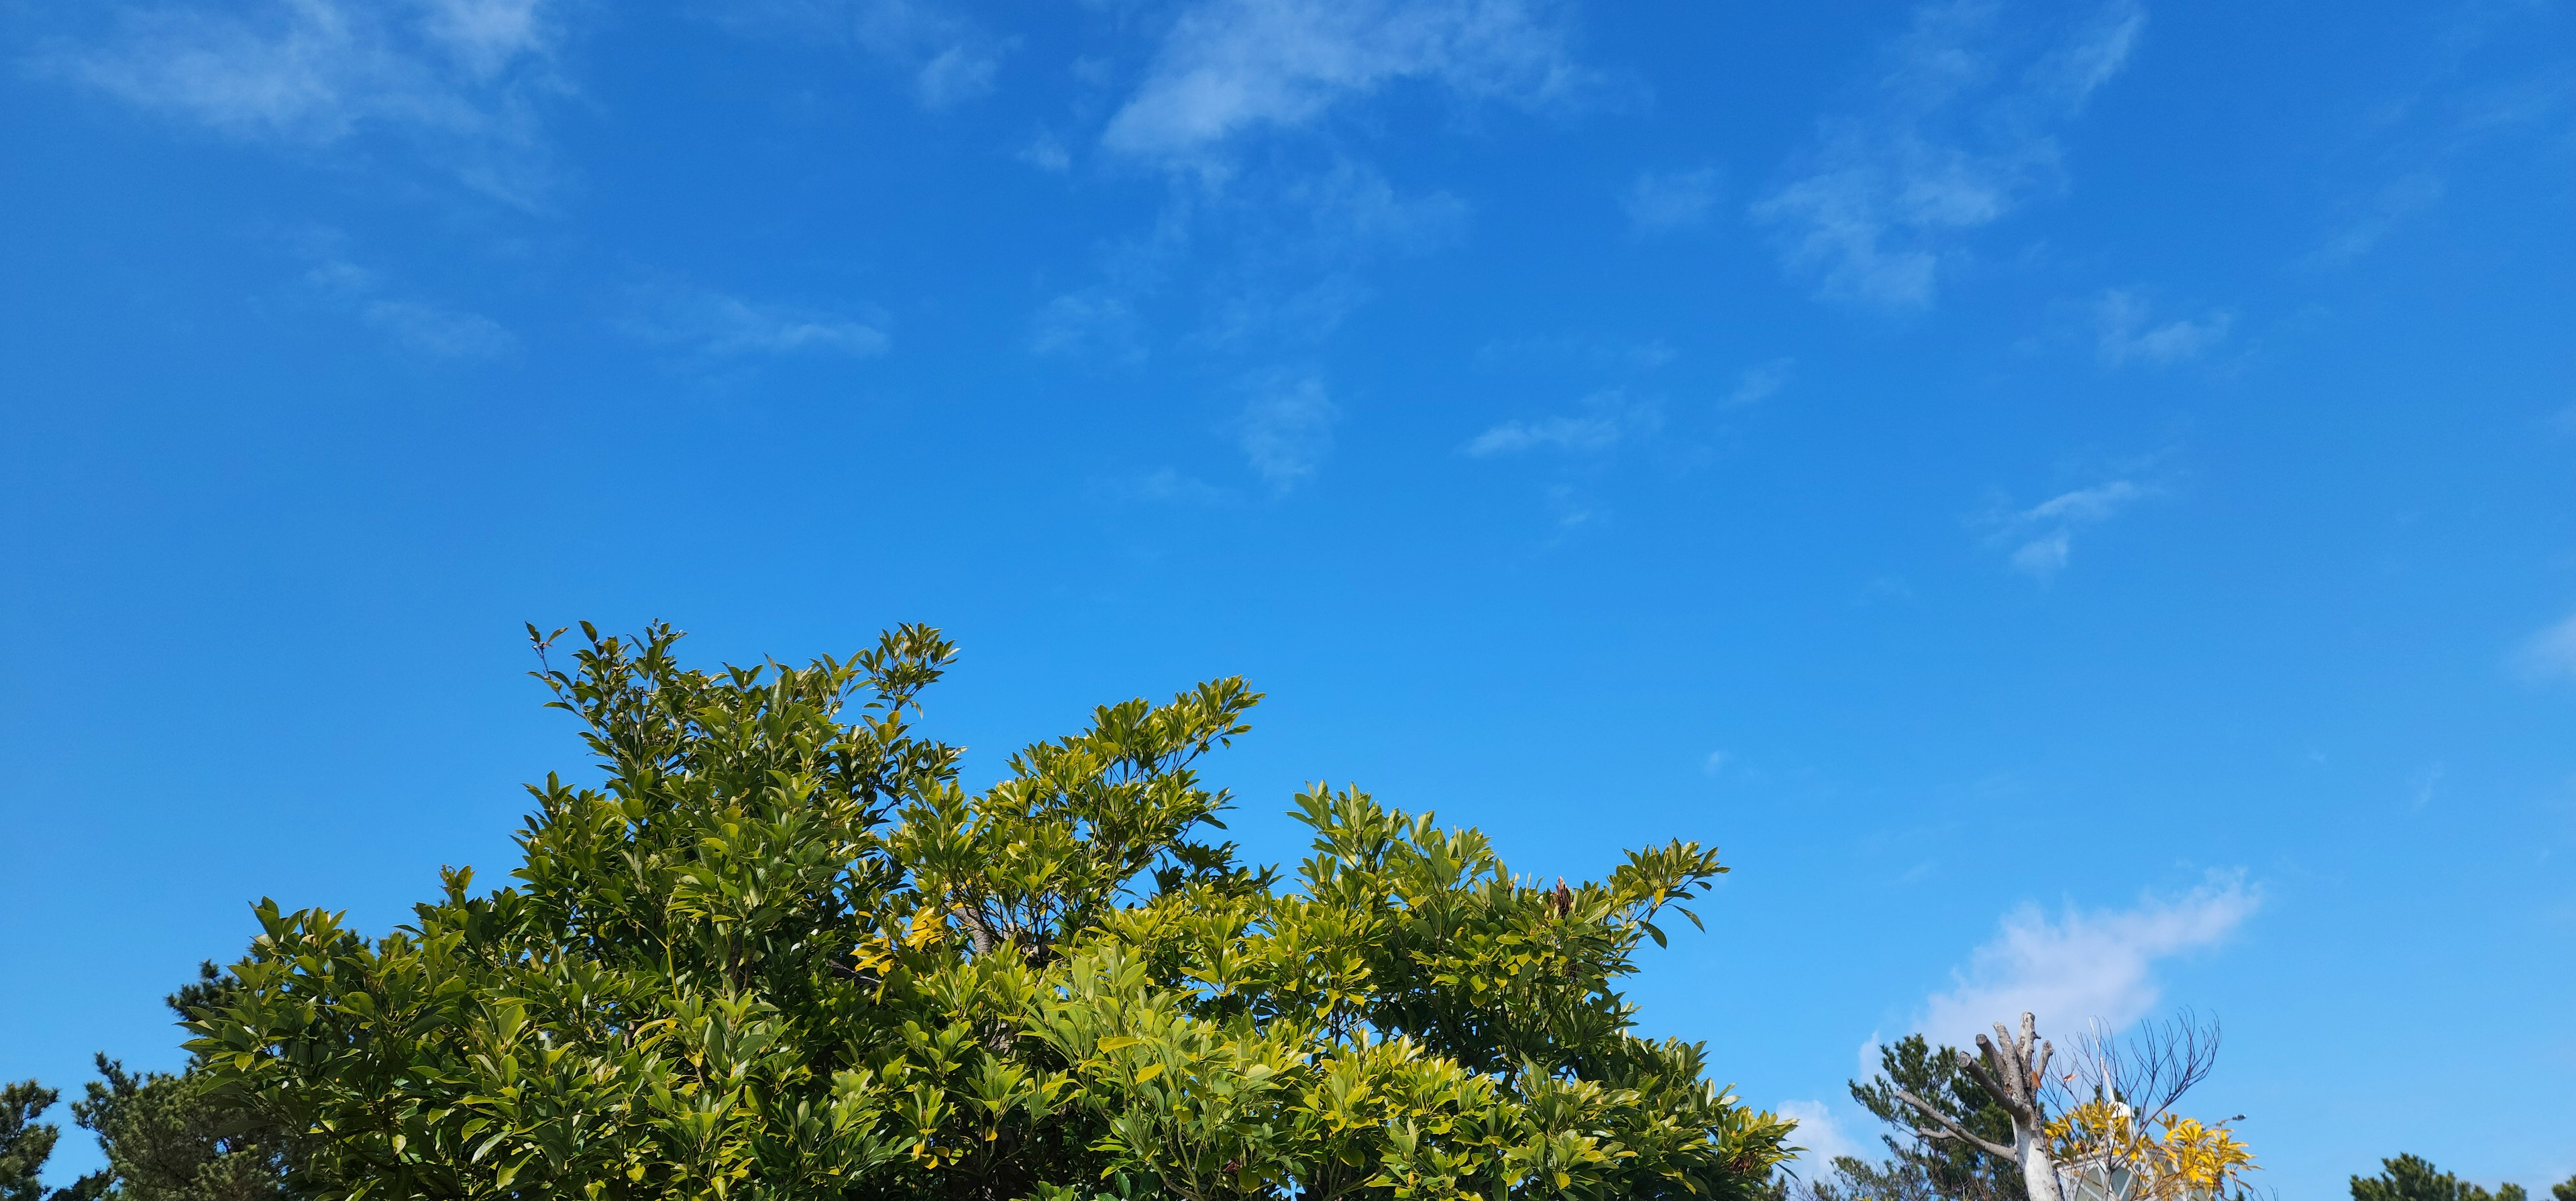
xmin=1961 ymin=1043 xmax=2027 ymax=1123
xmin=1894 ymin=1088 xmax=2017 ymax=1161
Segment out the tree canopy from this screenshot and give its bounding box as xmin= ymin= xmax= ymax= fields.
xmin=2351 ymin=1155 xmax=2576 ymax=1201
xmin=182 ymin=622 xmax=1794 ymax=1201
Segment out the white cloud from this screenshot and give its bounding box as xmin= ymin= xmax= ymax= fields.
xmin=1625 ymin=168 xmax=1722 ymax=235
xmin=1702 ymin=750 xmax=1728 ymax=776
xmin=2023 ymin=479 xmax=2140 ymax=523
xmin=1474 ymin=335 xmax=1676 ymax=374
xmin=1285 ymin=162 xmax=1472 ymax=253
xmin=2514 ymin=611 xmax=2576 ymax=682
xmin=2312 ymin=173 xmax=2447 ymax=268
xmin=2006 ymin=530 xmax=2070 ymax=576
xmin=627 ymin=288 xmax=890 ymax=359
xmin=1018 ymin=133 xmax=1073 ymax=173
xmin=1462 ymin=389 xmax=1655 ymax=456
xmin=364 ymin=298 xmax=515 ymax=358
xmin=295 ymin=233 xmax=513 ymax=358
xmin=1752 ymin=0 xmax=2144 ymax=306
xmin=1095 ymin=468 xmax=1237 ymax=506
xmin=1918 ymin=872 xmax=2259 ymax=1048
xmin=1725 ymin=358 xmax=1794 ymax=407
xmin=2096 ymin=290 xmax=2231 ymax=367
xmin=1986 ymin=478 xmax=2145 ymax=579
xmin=1778 ymin=1100 xmax=1867 ymax=1174
xmin=59 ymin=0 xmax=560 ymax=197
xmin=1237 ymin=374 xmax=1340 ymax=490
xmin=1031 ymin=289 xmax=1146 ymax=360
xmin=1102 ymin=0 xmax=1584 ymax=164
xmin=710 ymin=0 xmax=1005 ymax=109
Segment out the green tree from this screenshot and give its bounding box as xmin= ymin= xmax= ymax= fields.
xmin=69 ymin=964 xmax=294 ymax=1201
xmin=1849 ymin=1035 xmax=2023 ymax=1201
xmin=5 ymin=1082 xmax=72 ymax=1201
xmin=1773 ymin=1035 xmax=2023 ymax=1201
xmin=2353 ymin=1156 xmax=2576 ymax=1201
xmin=3 ymin=1080 xmax=107 ymax=1201
xmin=188 ymin=622 xmax=1794 ymax=1201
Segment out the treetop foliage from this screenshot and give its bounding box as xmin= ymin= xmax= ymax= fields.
xmin=182 ymin=622 xmax=1795 ymax=1201
xmin=2351 ymin=1155 xmax=2576 ymax=1201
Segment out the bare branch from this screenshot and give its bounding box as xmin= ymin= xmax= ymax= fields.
xmin=1962 ymin=1038 xmax=2028 ymax=1122
xmin=1894 ymin=1088 xmax=2017 ymax=1161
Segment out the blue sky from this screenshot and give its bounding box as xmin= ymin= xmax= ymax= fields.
xmin=3 ymin=0 xmax=2573 ymax=1194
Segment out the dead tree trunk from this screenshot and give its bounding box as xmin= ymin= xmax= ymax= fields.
xmin=1894 ymin=1012 xmax=2064 ymax=1201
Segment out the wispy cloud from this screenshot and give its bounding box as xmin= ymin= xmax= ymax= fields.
xmin=297 ymin=234 xmax=515 ymax=359
xmin=2095 ymin=290 xmax=2231 ymax=367
xmin=1473 ymin=335 xmax=1675 ymax=374
xmin=1985 ymin=477 xmax=2147 ymax=579
xmin=1236 ymin=372 xmax=1340 ymax=490
xmin=1093 ymin=468 xmax=1238 ymax=506
xmin=1918 ymin=872 xmax=2259 ymax=1047
xmin=1032 ymin=161 xmax=1463 ymax=358
xmin=2513 ymin=611 xmax=2576 ymax=682
xmin=362 ymin=298 xmax=516 ymax=358
xmin=1462 ymin=389 xmax=1657 ymax=457
xmin=1625 ymin=167 xmax=1722 ymax=235
xmin=1752 ymin=0 xmax=2145 ymax=306
xmin=2311 ymin=172 xmax=2447 ymax=268
xmin=1725 ymin=358 xmax=1794 ymax=407
xmin=703 ymin=0 xmax=1006 ymax=109
xmin=1285 ymin=162 xmax=1472 ymax=253
xmin=56 ymin=0 xmax=563 ymax=202
xmin=624 ymin=288 xmax=890 ymax=359
xmin=1032 ymin=290 xmax=1148 ymax=361
xmin=1102 ymin=0 xmax=1587 ymax=166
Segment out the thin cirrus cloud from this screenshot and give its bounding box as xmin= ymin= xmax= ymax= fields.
xmin=2095 ymin=290 xmax=2231 ymax=367
xmin=1986 ymin=477 xmax=2147 ymax=579
xmin=1101 ymin=0 xmax=1588 ymax=166
xmin=1461 ymin=390 xmax=1657 ymax=457
xmin=703 ymin=0 xmax=1007 ymax=110
xmin=2510 ymin=611 xmax=2576 ymax=683
xmin=1236 ymin=372 xmax=1342 ymax=491
xmin=1624 ymin=167 xmax=1723 ymax=235
xmin=55 ymin=0 xmax=562 ymax=201
xmin=623 ymin=288 xmax=890 ymax=360
xmin=1916 ymin=871 xmax=2259 ymax=1049
xmin=298 ymin=238 xmax=517 ymax=359
xmin=1030 ymin=160 xmax=1465 ymax=361
xmin=1724 ymin=358 xmax=1794 ymax=407
xmin=1752 ymin=0 xmax=2145 ymax=307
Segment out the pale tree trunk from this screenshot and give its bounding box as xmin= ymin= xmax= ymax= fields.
xmin=1896 ymin=1012 xmax=2063 ymax=1201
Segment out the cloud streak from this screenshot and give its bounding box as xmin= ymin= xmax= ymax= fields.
xmin=58 ymin=0 xmax=562 ymax=201
xmin=1753 ymin=0 xmax=2145 ymax=306
xmin=1919 ymin=872 xmax=2259 ymax=1047
xmin=2513 ymin=611 xmax=2576 ymax=682
xmin=1625 ymin=168 xmax=1722 ymax=235
xmin=1237 ymin=372 xmax=1341 ymax=490
xmin=297 ymin=235 xmax=515 ymax=359
xmin=1725 ymin=358 xmax=1794 ymax=407
xmin=2096 ymin=290 xmax=2231 ymax=367
xmin=706 ymin=0 xmax=1007 ymax=109
xmin=625 ymin=288 xmax=890 ymax=359
xmin=1462 ymin=390 xmax=1656 ymax=457
xmin=1104 ymin=0 xmax=1585 ymax=165
xmin=1986 ymin=477 xmax=2147 ymax=579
